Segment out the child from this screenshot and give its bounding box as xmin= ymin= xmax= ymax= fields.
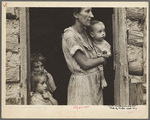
xmin=88 ymin=20 xmax=111 ymax=89
xmin=30 ymin=52 xmax=56 ymax=94
xmin=30 ymin=73 xmax=58 ymax=105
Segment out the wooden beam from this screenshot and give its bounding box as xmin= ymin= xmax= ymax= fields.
xmin=113 ymin=8 xmax=129 ymax=105
xmin=20 ymin=7 xmax=27 ymax=105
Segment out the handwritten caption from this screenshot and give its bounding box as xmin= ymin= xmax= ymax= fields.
xmin=73 ymin=105 xmax=90 ymax=109
xmin=109 ymin=105 xmax=137 ymax=110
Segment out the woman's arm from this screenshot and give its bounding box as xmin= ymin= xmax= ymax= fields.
xmin=73 ymin=50 xmax=106 ymax=71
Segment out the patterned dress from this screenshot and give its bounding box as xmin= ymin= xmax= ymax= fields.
xmin=62 ymin=27 xmax=103 ymax=105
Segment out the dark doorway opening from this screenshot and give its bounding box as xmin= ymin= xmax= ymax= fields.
xmin=29 ymin=8 xmax=114 ymax=105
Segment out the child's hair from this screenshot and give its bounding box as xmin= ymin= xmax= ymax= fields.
xmin=31 ymin=73 xmax=47 ymax=93
xmin=87 ymin=20 xmax=104 ymax=35
xmin=30 ymin=52 xmax=46 ymax=71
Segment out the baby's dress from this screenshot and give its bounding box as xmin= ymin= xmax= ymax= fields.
xmin=93 ymin=40 xmax=111 ymax=87
xmin=62 ymin=27 xmax=103 ymax=105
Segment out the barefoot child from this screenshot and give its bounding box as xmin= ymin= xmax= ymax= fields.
xmin=88 ymin=20 xmax=111 ymax=89
xmin=30 ymin=73 xmax=58 ymax=105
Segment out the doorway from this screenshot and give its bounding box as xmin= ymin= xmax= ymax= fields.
xmin=29 ymin=8 xmax=114 ymax=105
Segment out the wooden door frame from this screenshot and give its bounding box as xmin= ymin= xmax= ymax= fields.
xmin=24 ymin=7 xmax=129 ymax=105
xmin=20 ymin=7 xmax=30 ymax=105
xmin=112 ymin=8 xmax=129 ymax=105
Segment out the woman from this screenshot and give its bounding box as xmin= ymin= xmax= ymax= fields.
xmin=62 ymin=8 xmax=106 ymax=105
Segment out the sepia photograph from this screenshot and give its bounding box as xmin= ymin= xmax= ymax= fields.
xmin=2 ymin=1 xmax=149 ymax=118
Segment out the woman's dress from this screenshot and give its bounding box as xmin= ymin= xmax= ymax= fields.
xmin=62 ymin=27 xmax=103 ymax=105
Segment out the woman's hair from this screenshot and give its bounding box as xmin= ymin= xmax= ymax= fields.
xmin=31 ymin=73 xmax=47 ymax=92
xmin=70 ymin=8 xmax=82 ymax=25
xmin=30 ymin=52 xmax=46 ymax=71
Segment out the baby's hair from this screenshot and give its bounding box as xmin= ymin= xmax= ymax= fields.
xmin=87 ymin=20 xmax=104 ymax=34
xmin=30 ymin=52 xmax=46 ymax=71
xmin=31 ymin=73 xmax=47 ymax=92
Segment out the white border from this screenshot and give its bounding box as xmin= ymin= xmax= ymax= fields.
xmin=2 ymin=1 xmax=149 ymax=118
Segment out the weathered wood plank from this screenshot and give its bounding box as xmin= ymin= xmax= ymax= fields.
xmin=113 ymin=8 xmax=129 ymax=105
xmin=129 ymin=82 xmax=143 ymax=105
xmin=26 ymin=8 xmax=31 ymax=105
xmin=20 ymin=8 xmax=27 ymax=105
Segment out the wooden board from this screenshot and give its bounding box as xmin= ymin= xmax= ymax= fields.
xmin=113 ymin=8 xmax=129 ymax=105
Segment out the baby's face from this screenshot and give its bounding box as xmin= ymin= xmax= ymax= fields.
xmin=91 ymin=22 xmax=106 ymax=41
xmin=32 ymin=61 xmax=44 ymax=74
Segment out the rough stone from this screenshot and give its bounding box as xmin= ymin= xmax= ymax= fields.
xmin=6 ymin=42 xmax=20 ymax=52
xmin=127 ymin=30 xmax=143 ymax=47
xmin=6 ymin=83 xmax=21 ymax=99
xmin=129 ymin=61 xmax=143 ymax=75
xmin=126 ymin=19 xmax=143 ymax=31
xmin=126 ymin=8 xmax=144 ymax=21
xmin=127 ymin=45 xmax=143 ymax=63
xmin=6 ymin=66 xmax=20 ymax=82
xmin=14 ymin=7 xmax=20 ymax=19
xmin=6 ymin=34 xmax=18 ymax=43
xmin=129 ymin=75 xmax=143 ymax=83
xmin=6 ymin=7 xmax=15 ymax=14
xmin=6 ymin=52 xmax=20 ymax=67
xmin=6 ymin=19 xmax=19 ymax=35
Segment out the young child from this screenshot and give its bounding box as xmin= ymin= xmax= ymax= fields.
xmin=30 ymin=52 xmax=56 ymax=95
xmin=88 ymin=20 xmax=111 ymax=89
xmin=30 ymin=73 xmax=58 ymax=105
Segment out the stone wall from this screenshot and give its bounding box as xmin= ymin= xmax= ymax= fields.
xmin=6 ymin=7 xmax=22 ymax=105
xmin=126 ymin=8 xmax=147 ymax=105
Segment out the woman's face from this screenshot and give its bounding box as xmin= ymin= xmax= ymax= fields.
xmin=75 ymin=8 xmax=94 ymax=27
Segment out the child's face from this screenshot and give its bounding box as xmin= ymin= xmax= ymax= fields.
xmin=91 ymin=23 xmax=106 ymax=41
xmin=32 ymin=61 xmax=44 ymax=74
xmin=36 ymin=76 xmax=47 ymax=94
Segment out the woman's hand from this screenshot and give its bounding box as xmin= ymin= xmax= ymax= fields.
xmin=73 ymin=50 xmax=106 ymax=70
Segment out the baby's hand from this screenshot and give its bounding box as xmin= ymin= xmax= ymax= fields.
xmin=101 ymin=79 xmax=107 ymax=89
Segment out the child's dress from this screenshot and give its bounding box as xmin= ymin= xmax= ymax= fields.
xmin=62 ymin=27 xmax=103 ymax=105
xmin=30 ymin=93 xmax=53 ymax=105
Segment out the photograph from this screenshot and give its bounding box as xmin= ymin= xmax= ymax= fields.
xmin=2 ymin=1 xmax=149 ymax=118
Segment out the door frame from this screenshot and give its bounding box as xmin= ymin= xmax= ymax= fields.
xmin=23 ymin=7 xmax=129 ymax=105
xmin=112 ymin=8 xmax=129 ymax=105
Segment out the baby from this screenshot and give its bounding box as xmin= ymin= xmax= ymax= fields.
xmin=88 ymin=20 xmax=111 ymax=89
xmin=30 ymin=73 xmax=58 ymax=105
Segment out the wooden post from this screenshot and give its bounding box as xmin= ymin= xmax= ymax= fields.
xmin=26 ymin=8 xmax=31 ymax=105
xmin=20 ymin=8 xmax=29 ymax=105
xmin=113 ymin=8 xmax=129 ymax=105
